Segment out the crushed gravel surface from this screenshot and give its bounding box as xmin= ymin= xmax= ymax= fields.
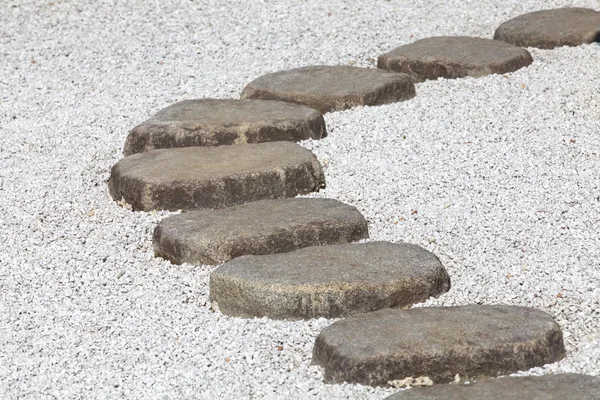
xmin=1 ymin=0 xmax=599 ymax=399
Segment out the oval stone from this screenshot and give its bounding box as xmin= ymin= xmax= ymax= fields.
xmin=210 ymin=242 xmax=450 ymax=319
xmin=108 ymin=142 xmax=325 ymax=211
xmin=313 ymin=305 xmax=565 ymax=386
xmin=241 ymin=65 xmax=415 ymax=113
xmin=377 ymin=36 xmax=533 ymax=82
xmin=494 ymin=8 xmax=600 ymax=49
xmin=124 ymin=99 xmax=327 ymax=156
xmin=153 ymin=198 xmax=369 ymax=265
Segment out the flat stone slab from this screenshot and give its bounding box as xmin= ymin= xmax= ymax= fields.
xmin=313 ymin=305 xmax=565 ymax=386
xmin=377 ymin=36 xmax=533 ymax=82
xmin=386 ymin=374 xmax=600 ymax=399
xmin=123 ymin=99 xmax=327 ymax=156
xmin=240 ymin=65 xmax=415 ymax=113
xmin=210 ymin=241 xmax=450 ymax=319
xmin=108 ymin=142 xmax=325 ymax=211
xmin=494 ymin=8 xmax=600 ymax=49
xmin=153 ymin=198 xmax=369 ymax=265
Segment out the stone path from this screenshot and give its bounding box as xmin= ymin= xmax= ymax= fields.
xmin=385 ymin=373 xmax=600 ymax=399
xmin=108 ymin=142 xmax=325 ymax=211
xmin=494 ymin=8 xmax=600 ymax=49
xmin=210 ymin=242 xmax=450 ymax=319
xmin=240 ymin=65 xmax=415 ymax=113
xmin=107 ymin=6 xmax=600 ymax=396
xmin=312 ymin=305 xmax=565 ymax=386
xmin=124 ymin=99 xmax=327 ymax=155
xmin=377 ymin=36 xmax=533 ymax=82
xmin=153 ymin=198 xmax=368 ymax=265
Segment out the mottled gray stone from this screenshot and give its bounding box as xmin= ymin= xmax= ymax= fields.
xmin=108 ymin=142 xmax=325 ymax=211
xmin=313 ymin=305 xmax=565 ymax=386
xmin=386 ymin=374 xmax=600 ymax=399
xmin=210 ymin=242 xmax=450 ymax=319
xmin=153 ymin=198 xmax=369 ymax=265
xmin=377 ymin=37 xmax=533 ymax=82
xmin=494 ymin=8 xmax=600 ymax=49
xmin=123 ymin=99 xmax=327 ymax=156
xmin=240 ymin=65 xmax=415 ymax=113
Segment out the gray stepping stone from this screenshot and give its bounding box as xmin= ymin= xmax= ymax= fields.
xmin=313 ymin=305 xmax=565 ymax=386
xmin=494 ymin=8 xmax=600 ymax=49
xmin=108 ymin=142 xmax=325 ymax=212
xmin=240 ymin=65 xmax=415 ymax=113
xmin=210 ymin=242 xmax=450 ymax=320
xmin=385 ymin=374 xmax=600 ymax=399
xmin=153 ymin=198 xmax=369 ymax=265
xmin=123 ymin=99 xmax=327 ymax=156
xmin=377 ymin=36 xmax=533 ymax=82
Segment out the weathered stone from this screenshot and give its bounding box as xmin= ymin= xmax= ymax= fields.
xmin=240 ymin=65 xmax=415 ymax=113
xmin=313 ymin=305 xmax=565 ymax=386
xmin=210 ymin=242 xmax=450 ymax=319
xmin=123 ymin=99 xmax=327 ymax=156
xmin=494 ymin=8 xmax=600 ymax=49
xmin=386 ymin=374 xmax=600 ymax=399
xmin=153 ymin=198 xmax=369 ymax=265
xmin=108 ymin=142 xmax=325 ymax=212
xmin=377 ymin=37 xmax=533 ymax=82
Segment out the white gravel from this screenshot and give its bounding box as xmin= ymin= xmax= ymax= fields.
xmin=1 ymin=0 xmax=599 ymax=398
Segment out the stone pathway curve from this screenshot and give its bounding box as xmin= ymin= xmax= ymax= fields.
xmin=107 ymin=6 xmax=600 ymax=397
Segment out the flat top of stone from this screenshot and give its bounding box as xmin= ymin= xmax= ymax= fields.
xmin=217 ymin=241 xmax=445 ymax=287
xmin=494 ymin=8 xmax=600 ymax=49
xmin=157 ymin=197 xmax=364 ymax=237
xmin=151 ymin=98 xmax=322 ymax=125
xmin=114 ymin=141 xmax=318 ymax=183
xmin=387 ymin=374 xmax=600 ymax=400
xmin=318 ymin=305 xmax=559 ymax=356
xmin=153 ymin=198 xmax=368 ymax=265
xmin=381 ymin=36 xmax=530 ymax=66
xmin=243 ymin=65 xmax=409 ymax=96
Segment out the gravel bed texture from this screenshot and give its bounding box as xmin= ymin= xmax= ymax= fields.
xmin=1 ymin=0 xmax=599 ymax=399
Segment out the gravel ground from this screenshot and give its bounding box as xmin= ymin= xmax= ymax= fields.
xmin=1 ymin=0 xmax=599 ymax=399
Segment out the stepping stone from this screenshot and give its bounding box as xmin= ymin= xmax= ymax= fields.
xmin=210 ymin=242 xmax=450 ymax=319
xmin=123 ymin=99 xmax=327 ymax=156
xmin=108 ymin=142 xmax=325 ymax=212
xmin=312 ymin=305 xmax=565 ymax=386
xmin=385 ymin=374 xmax=600 ymax=399
xmin=494 ymin=8 xmax=600 ymax=49
xmin=153 ymin=198 xmax=369 ymax=265
xmin=377 ymin=37 xmax=533 ymax=82
xmin=240 ymin=65 xmax=415 ymax=113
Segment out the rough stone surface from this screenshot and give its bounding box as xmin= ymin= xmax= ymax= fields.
xmin=386 ymin=374 xmax=600 ymax=399
xmin=240 ymin=65 xmax=415 ymax=113
xmin=210 ymin=241 xmax=450 ymax=319
xmin=153 ymin=198 xmax=369 ymax=265
xmin=313 ymin=305 xmax=565 ymax=386
xmin=108 ymin=142 xmax=325 ymax=211
xmin=123 ymin=99 xmax=327 ymax=155
xmin=494 ymin=8 xmax=600 ymax=49
xmin=377 ymin=36 xmax=533 ymax=82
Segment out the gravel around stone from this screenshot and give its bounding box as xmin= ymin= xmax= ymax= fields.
xmin=385 ymin=373 xmax=600 ymax=399
xmin=210 ymin=242 xmax=450 ymax=319
xmin=494 ymin=8 xmax=600 ymax=49
xmin=108 ymin=142 xmax=325 ymax=211
xmin=313 ymin=305 xmax=565 ymax=386
xmin=153 ymin=198 xmax=368 ymax=265
xmin=124 ymin=99 xmax=327 ymax=155
xmin=3 ymin=1 xmax=600 ymax=399
xmin=377 ymin=36 xmax=533 ymax=82
xmin=241 ymin=65 xmax=415 ymax=113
